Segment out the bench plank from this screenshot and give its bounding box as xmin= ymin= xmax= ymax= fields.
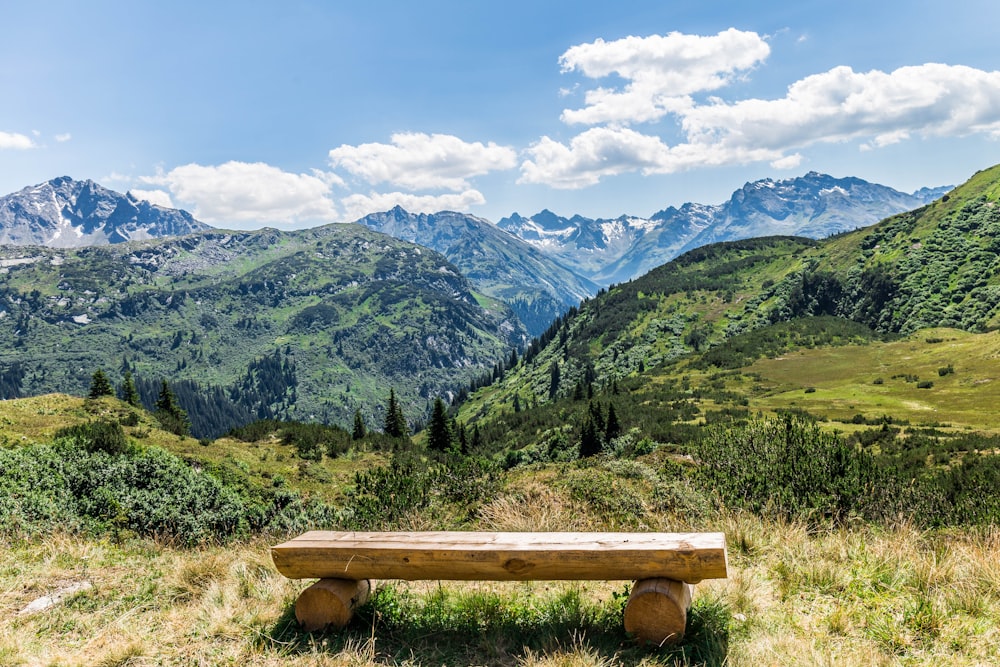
xmin=271 ymin=531 xmax=728 ymax=583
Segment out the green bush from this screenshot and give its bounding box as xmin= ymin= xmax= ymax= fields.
xmin=55 ymin=419 xmax=130 ymax=455
xmin=0 ymin=435 xmax=335 ymax=544
xmin=695 ymin=415 xmax=900 ymax=524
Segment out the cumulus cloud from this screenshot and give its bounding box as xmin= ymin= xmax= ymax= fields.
xmin=128 ymin=188 xmax=175 ymax=208
xmin=525 ymin=58 xmax=1000 ymax=188
xmin=0 ymin=131 xmax=35 ymax=150
xmin=559 ymin=29 xmax=770 ymax=125
xmin=520 ymin=127 xmax=674 ymax=189
xmin=340 ymin=190 xmax=486 ymax=221
xmin=680 ymin=64 xmax=1000 ymax=153
xmin=329 ymin=132 xmax=518 ymax=191
xmin=54 ymin=133 xmax=72 ymax=143
xmin=141 ymin=161 xmax=339 ymax=224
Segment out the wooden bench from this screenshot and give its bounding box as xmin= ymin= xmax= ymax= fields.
xmin=272 ymin=531 xmax=728 ymax=645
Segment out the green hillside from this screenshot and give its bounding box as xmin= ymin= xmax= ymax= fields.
xmin=460 ymin=164 xmax=1000 ymax=426
xmin=0 ymin=224 xmax=523 ymax=435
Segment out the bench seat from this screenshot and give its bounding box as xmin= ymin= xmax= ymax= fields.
xmin=272 ymin=530 xmax=728 ymax=583
xmin=271 ymin=530 xmax=728 ymax=645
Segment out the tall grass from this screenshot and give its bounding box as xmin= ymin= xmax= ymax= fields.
xmin=3 ymin=511 xmax=1000 ymax=665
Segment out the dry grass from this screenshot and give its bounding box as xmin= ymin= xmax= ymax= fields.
xmin=3 ymin=512 xmax=1000 ymax=666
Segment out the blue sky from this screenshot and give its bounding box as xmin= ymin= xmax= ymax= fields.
xmin=2 ymin=0 xmax=999 ymax=229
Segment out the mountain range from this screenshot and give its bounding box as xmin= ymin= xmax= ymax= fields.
xmin=497 ymin=172 xmax=951 ymax=285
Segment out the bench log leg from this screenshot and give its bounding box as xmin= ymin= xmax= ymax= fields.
xmin=295 ymin=578 xmax=372 ymax=632
xmin=623 ymin=578 xmax=693 ymax=646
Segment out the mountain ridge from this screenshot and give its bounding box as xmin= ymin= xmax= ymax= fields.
xmin=354 ymin=206 xmax=599 ymax=336
xmin=497 ymin=172 xmax=951 ymax=285
xmin=0 ymin=176 xmax=211 ymax=247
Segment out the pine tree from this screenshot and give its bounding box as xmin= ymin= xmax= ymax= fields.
xmin=119 ymin=370 xmax=141 ymax=407
xmin=605 ymin=402 xmax=622 ymax=443
xmin=352 ymin=409 xmax=367 ymax=440
xmin=549 ymin=361 xmax=561 ymax=400
xmin=588 ymin=400 xmax=606 ymax=435
xmin=154 ymin=379 xmax=190 ymax=436
xmin=88 ymin=369 xmax=114 ymax=399
xmin=579 ymin=415 xmax=602 ymax=458
xmin=456 ymin=420 xmax=468 ymax=455
xmin=383 ymin=388 xmax=409 ymax=438
xmin=427 ymin=397 xmax=452 ymax=452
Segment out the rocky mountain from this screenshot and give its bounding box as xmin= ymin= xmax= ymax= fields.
xmin=0 ymin=176 xmax=210 ymax=247
xmin=355 ymin=206 xmax=599 ymax=336
xmin=0 ymin=224 xmax=524 ymax=436
xmin=498 ymin=172 xmax=951 ymax=286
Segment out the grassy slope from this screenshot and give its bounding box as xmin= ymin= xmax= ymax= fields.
xmin=746 ymin=328 xmax=1000 ymax=430
xmin=0 ymin=394 xmax=382 ymax=503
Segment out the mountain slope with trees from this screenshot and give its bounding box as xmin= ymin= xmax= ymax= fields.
xmin=356 ymin=207 xmax=599 ymax=336
xmin=0 ymin=224 xmax=524 ymax=436
xmin=458 ymin=164 xmax=1000 ymax=432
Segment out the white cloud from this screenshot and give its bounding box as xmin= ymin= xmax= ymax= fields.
xmin=128 ymin=188 xmax=175 ymax=208
xmin=0 ymin=131 xmax=35 ymax=150
xmin=770 ymin=154 xmax=803 ymax=170
xmin=681 ymin=63 xmax=1000 ymax=154
xmin=141 ymin=161 xmax=339 ymax=224
xmin=329 ymin=132 xmax=517 ymax=191
xmin=54 ymin=133 xmax=72 ymax=143
xmin=526 ymin=60 xmax=1000 ymax=188
xmin=519 ymin=127 xmax=674 ymax=189
xmin=559 ymin=29 xmax=770 ymax=125
xmin=340 ymin=190 xmax=486 ymax=221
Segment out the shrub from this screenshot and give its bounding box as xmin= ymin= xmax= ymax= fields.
xmin=55 ymin=419 xmax=130 ymax=456
xmin=695 ymin=415 xmax=900 ymax=523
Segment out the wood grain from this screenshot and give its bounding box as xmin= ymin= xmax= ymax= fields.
xmin=294 ymin=578 xmax=371 ymax=631
xmin=623 ymin=578 xmax=694 ymax=645
xmin=271 ymin=531 xmax=728 ymax=583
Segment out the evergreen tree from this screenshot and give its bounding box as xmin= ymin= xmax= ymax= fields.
xmin=549 ymin=361 xmax=561 ymax=400
xmin=588 ymin=400 xmax=606 ymax=435
xmin=605 ymin=402 xmax=622 ymax=443
xmin=508 ymin=348 xmax=518 ymax=369
xmin=119 ymin=370 xmax=141 ymax=407
xmin=352 ymin=409 xmax=367 ymax=440
xmin=513 ymin=393 xmax=521 ymax=413
xmin=383 ymin=388 xmax=409 ymax=438
xmin=456 ymin=420 xmax=468 ymax=455
xmin=427 ymin=397 xmax=452 ymax=452
xmin=88 ymin=369 xmax=114 ymax=399
xmin=579 ymin=415 xmax=602 ymax=458
xmin=155 ymin=379 xmax=190 ymax=436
